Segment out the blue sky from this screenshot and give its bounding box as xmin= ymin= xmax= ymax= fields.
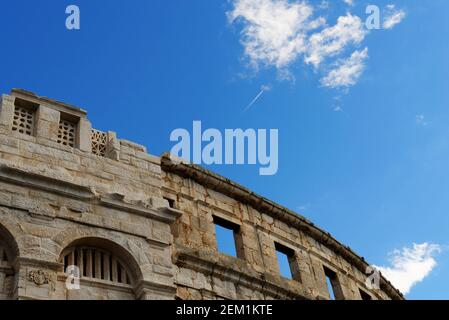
xmin=1 ymin=0 xmax=448 ymax=299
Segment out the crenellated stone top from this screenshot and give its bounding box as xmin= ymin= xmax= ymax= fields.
xmin=0 ymin=88 xmax=162 ymax=203
xmin=0 ymin=89 xmax=153 ymax=164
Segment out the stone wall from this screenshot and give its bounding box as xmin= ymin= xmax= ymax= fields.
xmin=0 ymin=89 xmax=403 ymax=300
xmin=161 ymin=158 xmax=402 ymax=300
xmin=0 ymin=89 xmax=179 ymax=300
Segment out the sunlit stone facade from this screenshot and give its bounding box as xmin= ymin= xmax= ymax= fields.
xmin=0 ymin=89 xmax=403 ymax=300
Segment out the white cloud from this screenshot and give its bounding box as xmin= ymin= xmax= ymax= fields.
xmin=375 ymin=243 xmax=441 ymax=295
xmin=297 ymin=203 xmax=311 ymax=211
xmin=320 ymin=47 xmax=368 ymax=88
xmin=416 ymin=114 xmax=428 ymax=126
xmin=383 ymin=5 xmax=406 ymax=29
xmin=306 ymin=14 xmax=366 ymax=67
xmin=318 ymin=1 xmax=329 ymax=10
xmin=228 ymin=1 xmax=365 ymax=70
xmin=228 ymin=0 xmax=404 ymax=90
xmin=228 ymin=0 xmax=323 ymax=69
xmin=334 ymin=106 xmax=343 ymax=112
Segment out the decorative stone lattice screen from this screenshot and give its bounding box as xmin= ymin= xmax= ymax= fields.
xmin=91 ymin=129 xmax=107 ymax=157
xmin=57 ymin=120 xmax=77 ymax=148
xmin=12 ymin=106 xmax=34 ymax=136
xmin=62 ymin=246 xmax=132 ymax=285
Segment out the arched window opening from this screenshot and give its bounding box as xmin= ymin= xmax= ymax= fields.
xmin=0 ymin=228 xmax=18 ymax=300
xmin=62 ymin=246 xmax=132 ymax=285
xmin=0 ymin=234 xmax=16 ymax=268
xmin=0 ymin=245 xmax=9 ymax=264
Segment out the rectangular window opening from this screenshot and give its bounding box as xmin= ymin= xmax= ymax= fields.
xmin=91 ymin=129 xmax=107 ymax=157
xmin=12 ymin=98 xmax=38 ymax=136
xmin=164 ymin=197 xmax=175 ymax=209
xmin=58 ymin=113 xmax=79 ymax=148
xmin=213 ymin=216 xmax=242 ymax=259
xmin=324 ymin=266 xmax=344 ymax=300
xmin=275 ymin=243 xmax=300 ymax=281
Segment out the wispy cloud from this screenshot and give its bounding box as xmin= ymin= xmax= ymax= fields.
xmin=416 ymin=115 xmax=428 ymax=126
xmin=321 ymin=47 xmax=368 ymax=88
xmin=306 ymin=14 xmax=366 ymax=68
xmin=228 ymin=0 xmax=320 ymax=70
xmin=333 ymin=95 xmax=344 ymax=112
xmin=318 ymin=1 xmax=329 ymax=10
xmin=375 ymin=243 xmax=441 ymax=295
xmin=296 ymin=203 xmax=311 ymax=212
xmin=383 ymin=4 xmax=406 ymax=30
xmin=228 ymin=0 xmax=406 ymax=91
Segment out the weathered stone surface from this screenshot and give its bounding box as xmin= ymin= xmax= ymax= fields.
xmin=0 ymin=89 xmax=403 ymax=301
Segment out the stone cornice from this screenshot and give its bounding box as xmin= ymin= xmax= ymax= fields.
xmin=174 ymin=245 xmax=310 ymax=300
xmin=11 ymin=88 xmax=87 ymax=117
xmin=0 ymin=164 xmax=180 ymax=225
xmin=0 ymin=164 xmax=94 ymax=200
xmin=161 ymin=153 xmax=404 ymax=300
xmin=99 ymin=195 xmax=182 ymax=224
xmin=57 ymin=273 xmax=135 ymax=293
xmin=134 ymin=279 xmax=178 ymax=300
xmin=15 ymin=257 xmax=64 ymax=271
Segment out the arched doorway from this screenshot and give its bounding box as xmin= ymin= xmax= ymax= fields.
xmin=0 ymin=224 xmax=19 ymax=300
xmin=59 ymin=237 xmax=142 ymax=300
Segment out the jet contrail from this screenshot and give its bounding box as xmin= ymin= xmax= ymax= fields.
xmin=243 ymin=85 xmax=270 ymax=113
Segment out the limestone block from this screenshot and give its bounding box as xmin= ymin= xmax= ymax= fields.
xmin=0 ymin=94 xmax=15 ymax=129
xmin=310 ymin=257 xmax=330 ymax=299
xmin=36 ymin=106 xmax=60 ymax=141
xmin=176 ymin=267 xmax=195 ymax=287
xmin=212 ymin=277 xmax=237 ymax=299
xmin=78 ymin=118 xmax=92 ymax=152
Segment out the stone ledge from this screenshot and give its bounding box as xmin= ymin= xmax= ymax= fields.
xmin=174 ymin=245 xmax=311 ymax=300
xmin=11 ymin=89 xmax=87 ymax=118
xmin=135 ymin=279 xmax=178 ymax=300
xmin=57 ymin=273 xmax=135 ymax=293
xmin=14 ymin=257 xmax=64 ymax=272
xmin=99 ymin=194 xmax=181 ymax=224
xmin=0 ymin=164 xmax=94 ymax=200
xmin=0 ymin=163 xmax=180 ymax=226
